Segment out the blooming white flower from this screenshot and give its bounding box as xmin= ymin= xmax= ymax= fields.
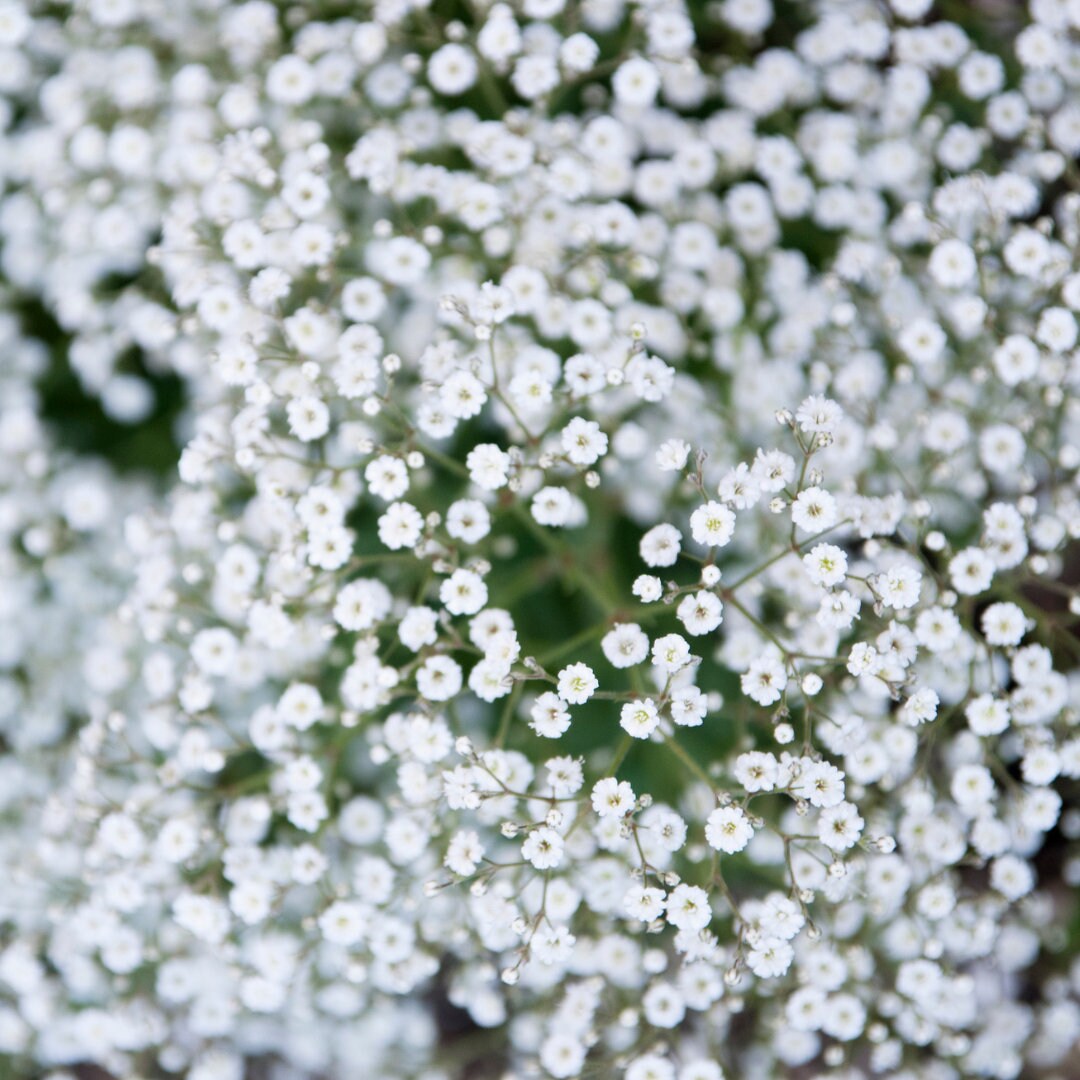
xmin=656 ymin=439 xmax=691 ymax=471
xmin=561 ymin=417 xmax=608 ymax=466
xmin=795 ymin=395 xmax=843 ymax=435
xmin=378 ymin=502 xmax=424 ymax=550
xmin=641 ymin=524 xmax=683 ymax=567
xmin=733 ymin=751 xmax=777 ymax=792
xmin=652 ymin=633 xmax=693 ymax=674
xmin=620 ymin=699 xmax=660 ymax=739
xmin=676 ymin=591 xmax=724 ymax=636
xmin=818 ymin=802 xmax=864 ymax=851
xmin=901 ymin=687 xmax=939 ymax=726
xmin=417 ymin=656 xmax=463 ymax=702
xmin=981 ymin=601 xmax=1027 ymax=646
xmin=445 ymin=830 xmax=484 ymax=876
xmin=428 ymin=43 xmax=478 ymax=95
xmin=440 ymin=568 xmax=489 ymax=617
xmin=612 ymin=57 xmax=660 ymax=107
xmin=949 ymin=548 xmax=995 ymax=595
xmin=741 ymin=650 xmax=787 ymax=706
xmin=601 ymin=623 xmax=650 ymax=669
xmin=966 ymin=694 xmax=1011 ymax=736
xmin=557 ymin=663 xmax=598 ymax=705
xmin=705 ymin=806 xmax=754 ymax=854
xmin=803 ymin=543 xmax=847 ymax=587
xmin=791 ymin=487 xmax=838 ymax=533
xmin=624 ymin=884 xmax=666 ymax=922
xmin=466 ymin=444 xmax=511 ymax=490
xmin=591 ymin=778 xmax=636 ymax=818
xmin=532 ymin=486 xmax=576 ymax=527
xmin=689 ymin=501 xmax=736 ymax=548
xmin=746 ymin=937 xmax=794 ymax=979
xmin=665 ymin=884 xmax=712 ymax=931
xmin=530 ymin=692 xmax=571 ymax=738
xmin=522 ymin=826 xmax=564 ymax=870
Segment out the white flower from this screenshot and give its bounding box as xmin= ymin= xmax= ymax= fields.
xmin=532 ymin=486 xmax=575 ymax=527
xmin=791 ymin=487 xmax=838 ymax=533
xmin=428 ymin=42 xmax=478 ymax=95
xmin=803 ymin=543 xmax=847 ymax=587
xmin=561 ymin=416 xmax=608 ymax=466
xmin=915 ymin=606 xmax=962 ymax=653
xmin=624 ymin=884 xmax=667 ymax=922
xmin=652 ymin=633 xmax=693 ymax=674
xmin=665 ymin=884 xmax=711 ymax=931
xmin=416 ymin=656 xmax=463 ymax=702
xmin=928 ymin=238 xmax=976 ymax=288
xmin=741 ymin=650 xmax=786 ymax=706
xmin=746 ymin=937 xmax=794 ymax=979
xmin=466 ymin=443 xmax=510 ymax=490
xmin=1021 ymin=746 xmax=1061 ymax=786
xmin=557 ymin=662 xmax=598 ymax=704
xmin=990 ymin=855 xmax=1034 ymax=900
xmin=717 ymin=463 xmax=760 ymax=509
xmin=642 ymin=983 xmax=686 ymax=1029
xmin=190 ymin=628 xmax=238 ymax=677
xmin=334 ymin=579 xmax=393 ymax=632
xmin=676 ymin=590 xmax=724 ymax=635
xmin=949 ymin=547 xmax=995 ymax=596
xmin=441 ymin=370 xmax=488 ymax=420
xmin=365 ymin=455 xmax=409 ymax=501
xmin=532 ymin=924 xmax=575 ymax=965
xmin=752 ymin=449 xmax=796 ymax=492
xmin=440 ymin=568 xmax=488 ymax=617
xmin=540 ymin=1034 xmax=586 ymax=1080
xmin=633 ymin=574 xmax=664 ymax=601
xmin=547 ymin=756 xmax=584 ymax=797
xmin=530 ymin=692 xmax=571 ymax=738
xmin=446 ymin=499 xmax=491 ymax=544
xmin=793 ymin=761 xmax=846 ymax=808
xmin=846 ymin=642 xmax=881 ymax=677
xmin=319 ymin=901 xmax=369 ymax=946
xmin=378 ymin=501 xmax=423 ymax=550
xmin=640 ymin=523 xmax=683 ymax=567
xmin=821 ymin=993 xmax=866 ymax=1041
xmin=522 ymin=826 xmax=564 ymax=870
xmin=981 ymin=601 xmax=1027 ymax=646
xmin=601 ymin=623 xmax=650 ymax=668
xmin=759 ymin=894 xmax=804 ymax=940
xmin=591 ymin=777 xmax=636 ymax=818
xmin=795 ymin=395 xmax=843 ymax=435
xmin=733 ymin=751 xmax=777 ymax=792
xmin=992 ymin=334 xmax=1040 ymax=385
xmin=612 ymin=56 xmax=660 ymax=107
xmin=951 ymin=765 xmax=994 ymax=811
xmin=816 ymin=590 xmax=860 ymax=630
xmin=966 ymin=694 xmax=1011 ymax=736
xmin=705 ymin=806 xmax=754 ymax=853
xmin=874 ymin=563 xmax=921 ymax=608
xmin=670 ymin=685 xmax=707 ymax=727
xmin=818 ymin=802 xmax=864 ymax=851
xmin=277 ymin=683 xmax=324 ymax=731
xmin=445 ymin=830 xmax=483 ymax=876
xmin=656 ymin=439 xmax=691 ymax=471
xmin=898 ymin=318 xmax=946 ymax=365
xmin=620 ymin=699 xmax=660 ymax=738
xmin=369 ymin=236 xmax=431 ymax=286
xmin=901 ymin=687 xmax=939 ymax=726
xmin=689 ymin=501 xmax=736 ymax=547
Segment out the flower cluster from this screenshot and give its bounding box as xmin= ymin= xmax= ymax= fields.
xmin=2 ymin=0 xmax=1080 ymax=1078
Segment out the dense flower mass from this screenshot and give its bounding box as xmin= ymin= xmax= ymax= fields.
xmin=3 ymin=0 xmax=1080 ymax=1077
